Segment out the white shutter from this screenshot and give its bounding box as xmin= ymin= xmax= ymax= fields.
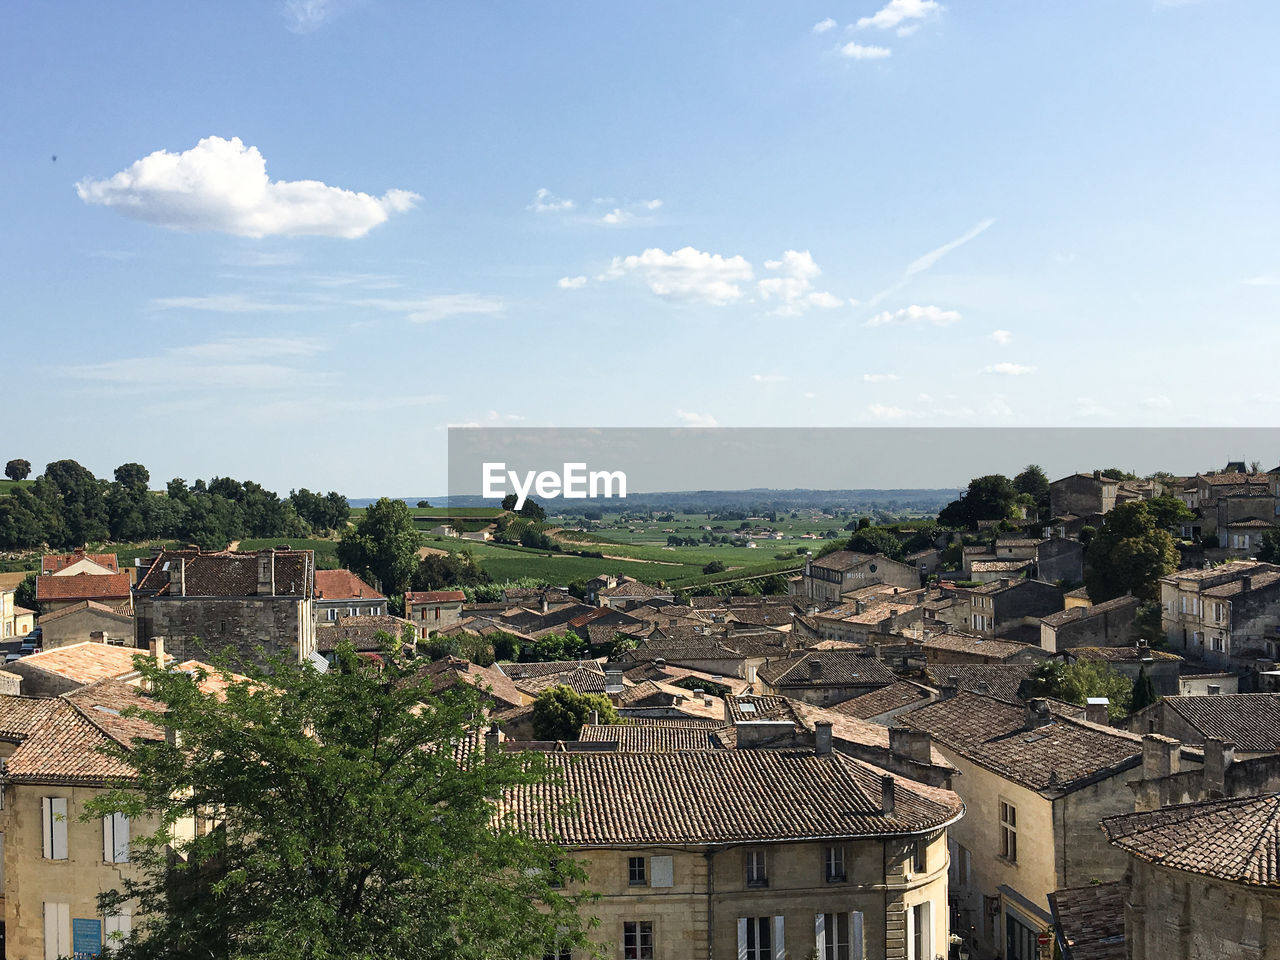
xmin=44 ymin=798 xmax=67 ymax=860
xmin=737 ymin=918 xmax=749 ymax=960
xmin=105 ymin=910 xmax=132 ymax=946
xmin=43 ymin=902 xmax=69 ymax=960
xmin=815 ymin=913 xmax=826 ymax=958
xmin=650 ymin=855 xmax=673 ymax=888
xmin=772 ymin=916 xmax=785 ymax=960
xmin=104 ymin=813 xmax=130 ymax=863
xmin=851 ymin=912 xmax=865 ymax=960
xmin=906 ymin=905 xmax=915 ymax=960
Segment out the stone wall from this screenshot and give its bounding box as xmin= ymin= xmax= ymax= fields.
xmin=136 ymin=595 xmax=313 ymax=666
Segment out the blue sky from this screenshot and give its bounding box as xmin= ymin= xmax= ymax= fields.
xmin=4 ymin=0 xmax=1278 ymax=496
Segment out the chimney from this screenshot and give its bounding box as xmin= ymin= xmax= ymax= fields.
xmin=1093 ymin=469 xmax=1102 ymax=481
xmin=809 ymin=658 xmax=824 ymax=683
xmin=605 ymin=669 xmax=624 ymax=694
xmin=975 ymin=680 xmax=991 ymax=695
xmin=873 ymin=642 xmax=883 ymax=661
xmin=880 ymin=774 xmax=895 ymax=815
xmin=815 ymin=720 xmax=833 ymax=755
xmin=1024 ymin=698 xmax=1051 ymax=730
xmin=693 ymin=688 xmax=704 ymax=698
xmin=257 ymin=550 xmax=275 ymax=596
xmin=1085 ymin=698 xmax=1110 ymax=725
xmin=541 ymin=593 xmax=549 ymax=614
xmin=1142 ymin=734 xmax=1181 ymax=779
xmin=172 ymin=558 xmax=185 ymax=597
xmin=1204 ymin=738 xmax=1235 ymax=794
xmin=889 ymin=727 xmax=933 ymax=764
xmin=1242 ymin=576 xmax=1253 ymax=594
xmin=654 ymin=657 xmax=666 ymax=669
xmin=589 ymin=709 xmax=599 ymax=726
xmin=485 ymin=725 xmax=502 ymax=754
xmin=945 ymin=675 xmax=960 ymax=697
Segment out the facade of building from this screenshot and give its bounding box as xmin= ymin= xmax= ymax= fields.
xmin=756 ymin=651 xmax=897 ymax=707
xmin=37 ymin=601 xmax=134 ymax=651
xmin=403 ymin=590 xmax=466 ymax=637
xmin=0 ymin=589 xmax=35 ymax=641
xmin=1050 ymin=472 xmax=1120 ymax=520
xmin=1039 ymin=595 xmax=1140 ymax=653
xmin=1159 ymin=561 xmax=1280 ymax=666
xmin=802 ymin=553 xmax=920 ymax=604
xmin=313 ymin=569 xmax=387 ymax=622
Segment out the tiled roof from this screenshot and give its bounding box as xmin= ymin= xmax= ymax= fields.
xmin=1164 ymin=560 xmax=1278 ymax=584
xmin=4 ymin=699 xmax=145 ymax=784
xmin=1223 ymin=517 xmax=1275 ymax=530
xmin=809 ymin=551 xmax=875 ymax=573
xmin=0 ymin=696 xmax=59 ymax=741
xmin=921 ymin=631 xmax=1034 ymax=660
xmin=314 ymin=569 xmax=385 ymax=601
xmin=598 ymin=582 xmax=674 ymax=600
xmin=1048 ymin=882 xmax=1125 ymax=960
xmin=1202 ymin=571 xmax=1280 ymax=598
xmin=968 ymin=559 xmax=1034 ymax=573
xmin=35 ymin=572 xmax=132 ymax=602
xmin=724 ymin=694 xmax=802 ymax=725
xmin=832 ymin=681 xmax=932 ymax=720
xmin=12 ymin=642 xmax=148 ymax=685
xmin=757 ymin=652 xmax=896 ymax=688
xmin=518 ymin=666 xmax=608 ymax=696
xmin=1102 ymin=794 xmax=1280 ymax=886
xmin=499 ymin=660 xmax=604 ymax=681
xmin=1041 ymin=594 xmax=1138 ymax=627
xmin=419 ymin=658 xmax=526 ymax=709
xmin=1161 ymin=694 xmax=1280 ymax=752
xmin=1068 ymin=646 xmax=1181 ymax=663
xmin=64 ymin=679 xmax=164 ymax=748
xmin=36 ymin=599 xmax=134 ymax=624
xmin=404 ymin=590 xmax=466 ymax=603
xmin=316 ymin=615 xmax=414 ymax=651
xmin=499 ymin=748 xmax=964 ymax=845
xmin=137 ymin=548 xmax=312 ymax=597
xmin=42 ymin=551 xmax=119 ymax=574
xmin=578 ymin=722 xmax=729 ymax=752
xmin=902 ymin=691 xmax=1143 ymax=793
xmin=923 ymin=664 xmax=1039 ymax=703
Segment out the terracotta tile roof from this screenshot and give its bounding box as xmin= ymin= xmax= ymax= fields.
xmin=724 ymin=694 xmax=802 ymax=725
xmin=12 ymin=642 xmax=148 ymax=685
xmin=578 ymin=722 xmax=730 ymax=751
xmin=757 ymin=652 xmax=896 ymax=688
xmin=1102 ymin=794 xmax=1280 ymax=886
xmin=832 ymin=681 xmax=932 ymax=720
xmin=0 ymin=696 xmax=60 ymax=741
xmin=316 ymin=615 xmax=414 ymax=651
xmin=36 ymin=599 xmax=135 ymax=624
xmin=902 ymin=691 xmax=1143 ymax=793
xmin=968 ymin=559 xmax=1034 ymax=574
xmin=1202 ymin=571 xmax=1280 ymax=598
xmin=137 ymin=548 xmax=312 ymax=597
xmin=499 ymin=660 xmax=604 ymax=681
xmin=597 ymin=582 xmax=674 ymax=600
xmin=404 ymin=590 xmax=466 ymax=603
xmin=809 ymin=551 xmax=876 ymax=572
xmin=1223 ymin=517 xmax=1276 ymax=530
xmin=64 ymin=679 xmax=164 ymax=748
xmin=314 ymin=569 xmax=385 ymax=601
xmin=499 ymin=748 xmax=963 ymax=845
xmin=1068 ymin=646 xmax=1181 ymax=663
xmin=4 ymin=696 xmax=151 ymax=785
xmin=35 ymin=572 xmax=132 ymax=603
xmin=419 ymin=658 xmax=526 ymax=709
xmin=1160 ymin=694 xmax=1280 ymax=753
xmin=1164 ymin=560 xmax=1279 ymax=584
xmin=518 ymin=666 xmax=608 ymax=696
xmin=1048 ymin=882 xmax=1126 ymax=960
xmin=42 ymin=551 xmax=119 ymax=574
xmin=923 ymin=664 xmax=1039 ymax=702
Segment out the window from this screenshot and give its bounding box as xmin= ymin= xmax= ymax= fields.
xmin=746 ymin=849 xmax=768 ymax=887
xmin=909 ymin=902 xmax=931 ymax=960
xmin=1005 ymin=913 xmax=1038 ymax=960
xmin=999 ymin=800 xmax=1017 ymax=862
xmin=817 ymin=912 xmax=866 ymax=960
xmin=623 ymin=921 xmax=653 ymax=960
xmin=738 ymin=916 xmax=781 ymax=960
xmin=912 ymin=838 xmax=926 ymax=874
xmin=42 ymin=797 xmax=68 ymax=861
xmin=103 ymin=812 xmax=130 ymax=863
xmin=435 ymin=606 xmax=441 ymax=620
xmin=43 ymin=902 xmax=70 ymax=960
xmin=824 ymin=845 xmax=846 ymax=882
xmin=628 ymin=856 xmax=647 ymax=886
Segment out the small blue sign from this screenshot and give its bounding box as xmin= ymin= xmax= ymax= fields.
xmin=72 ymin=917 xmax=102 ymax=958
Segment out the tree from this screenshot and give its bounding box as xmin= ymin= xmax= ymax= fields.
xmin=14 ymin=572 xmax=36 ymax=612
xmin=337 ymin=497 xmax=421 ymax=596
xmin=702 ymin=560 xmax=727 ymax=575
xmin=1084 ymin=501 xmax=1179 ymax=602
xmin=1144 ymin=495 xmax=1194 ymax=533
xmin=1131 ymin=666 xmax=1159 ymax=713
xmin=417 ymin=500 xmax=431 ymax=508
xmin=4 ymin=458 xmax=30 ymax=481
xmin=411 ymin=552 xmax=492 ymax=592
xmin=938 ymin=475 xmax=1018 ymax=529
xmin=1257 ymin=528 xmax=1280 ymax=564
xmin=1013 ymin=464 xmax=1050 ymax=517
xmin=113 ymin=462 xmax=151 ymax=491
xmin=518 ymin=498 xmax=547 ymax=522
xmin=41 ymin=458 xmax=109 ymax=545
xmin=531 ymin=685 xmax=620 ymax=740
xmin=501 ymin=494 xmax=518 ymax=511
xmin=1019 ymin=660 xmax=1133 ymax=720
xmin=85 ymin=645 xmax=598 ymax=960
xmin=847 ymin=526 xmax=904 ymax=561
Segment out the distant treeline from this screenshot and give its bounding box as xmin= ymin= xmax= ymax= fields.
xmin=0 ymin=459 xmax=348 ymax=551
xmin=435 ymin=488 xmax=962 ymax=515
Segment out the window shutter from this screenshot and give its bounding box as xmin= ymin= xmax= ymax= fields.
xmin=43 ymin=902 xmax=69 ymax=960
xmin=42 ymin=798 xmax=53 ymax=859
xmin=905 ymin=904 xmax=915 ymax=960
xmin=737 ymin=918 xmax=749 ymax=960
xmin=650 ymin=855 xmax=673 ymax=888
xmin=103 ymin=814 xmax=112 ymax=862
xmin=105 ymin=910 xmax=132 ymax=945
xmin=851 ymin=912 xmax=864 ymax=960
xmin=814 ymin=913 xmax=826 ymax=956
xmin=772 ymin=916 xmax=785 ymax=960
xmin=104 ymin=813 xmax=130 ymax=863
xmin=44 ymin=798 xmax=68 ymax=860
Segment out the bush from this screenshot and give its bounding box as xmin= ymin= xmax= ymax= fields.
xmin=531 ymin=686 xmax=620 ymax=740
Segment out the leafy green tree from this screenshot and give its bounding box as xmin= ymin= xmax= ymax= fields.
xmin=1257 ymin=529 xmax=1280 ymax=564
xmin=501 ymin=494 xmax=519 ymax=511
xmin=1019 ymin=660 xmax=1133 ymax=720
xmin=1101 ymin=468 xmax=1140 ymax=481
xmin=42 ymin=458 xmax=109 ymax=545
xmin=847 ymin=526 xmax=904 ymax=561
xmin=518 ymin=498 xmax=547 ymax=521
xmin=0 ymin=487 xmax=50 ymax=549
xmin=938 ymin=475 xmax=1018 ymax=529
xmin=1144 ymin=495 xmax=1194 ymax=533
xmin=337 ymin=497 xmax=421 ymax=596
xmin=1131 ymin=666 xmax=1159 ymax=713
xmin=411 ymin=551 xmax=492 ymax=592
xmin=4 ymin=458 xmax=31 ymax=481
xmin=702 ymin=560 xmax=727 ymax=575
xmin=531 ymin=685 xmax=620 ymax=740
xmin=1013 ymin=464 xmax=1051 ymax=517
xmin=524 ymin=631 xmax=587 ymax=663
xmin=14 ymin=572 xmax=36 ymax=612
xmin=85 ymin=645 xmax=598 ymax=960
xmin=113 ymin=462 xmax=151 ymax=491
xmin=417 ymin=500 xmax=431 ymax=508
xmin=1084 ymin=501 xmax=1179 ymax=602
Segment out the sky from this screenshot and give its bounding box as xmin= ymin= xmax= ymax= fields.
xmin=4 ymin=0 xmax=1279 ymax=496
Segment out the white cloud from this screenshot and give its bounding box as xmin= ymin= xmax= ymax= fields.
xmin=905 ymin=218 xmax=995 ymax=278
xmin=676 ymin=410 xmax=719 ymax=427
xmin=758 ymin=250 xmax=844 ymax=315
xmin=862 ymin=373 xmax=901 ymax=382
xmin=813 ymin=17 xmax=838 ymax=32
xmin=149 ymin=294 xmax=315 ymax=313
xmin=867 ymin=304 xmax=961 ymax=327
xmin=76 ymin=136 xmax=418 ymax=239
xmin=841 ymin=42 xmax=892 ymax=59
xmin=529 ymin=187 xmax=575 ymax=213
xmin=558 ymin=275 xmax=587 ymax=290
xmin=867 ymin=403 xmax=909 ymax=420
xmin=991 ymin=329 xmax=1013 ymax=345
xmin=601 ymin=208 xmax=632 ymax=225
xmin=644 ymin=199 xmax=663 ymax=210
xmin=983 ymin=362 xmax=1036 ymax=376
xmin=66 ymin=337 xmax=326 ymax=391
xmin=752 ymin=374 xmax=787 ymax=383
xmin=607 ymin=246 xmax=754 ymax=305
xmin=356 ymin=294 xmax=505 ymax=324
xmin=856 ymin=0 xmax=943 ymax=30
xmin=283 ymin=0 xmax=337 ymax=32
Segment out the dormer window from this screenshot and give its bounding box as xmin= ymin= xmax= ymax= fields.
xmin=824 ymin=845 xmax=846 ymax=882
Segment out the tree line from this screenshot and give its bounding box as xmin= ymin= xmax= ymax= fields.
xmin=0 ymin=458 xmax=348 ymax=551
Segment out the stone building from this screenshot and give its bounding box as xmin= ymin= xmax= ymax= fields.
xmin=953 ymin=578 xmax=1063 ymax=641
xmin=1126 ymin=692 xmax=1280 ymax=760
xmin=0 ymin=589 xmax=34 ymax=642
xmin=500 ymin=737 xmax=964 ymax=960
xmin=900 ymin=691 xmax=1198 ymax=960
xmin=403 ymin=590 xmax=466 ymax=637
xmin=1159 ymin=561 xmax=1280 ymax=666
xmin=37 ymin=601 xmax=134 ymax=651
xmin=133 ymin=546 xmax=316 ymax=666
xmin=313 ymin=569 xmax=386 ymax=622
xmin=1050 ymin=471 xmax=1120 ymax=520
xmin=756 ymin=650 xmax=897 ymax=707
xmin=1102 ymin=794 xmax=1280 ymax=959
xmin=1039 ymin=595 xmax=1140 ymax=653
xmin=1063 ymin=644 xmax=1182 ymax=697
xmin=801 ymin=552 xmax=920 ymax=604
